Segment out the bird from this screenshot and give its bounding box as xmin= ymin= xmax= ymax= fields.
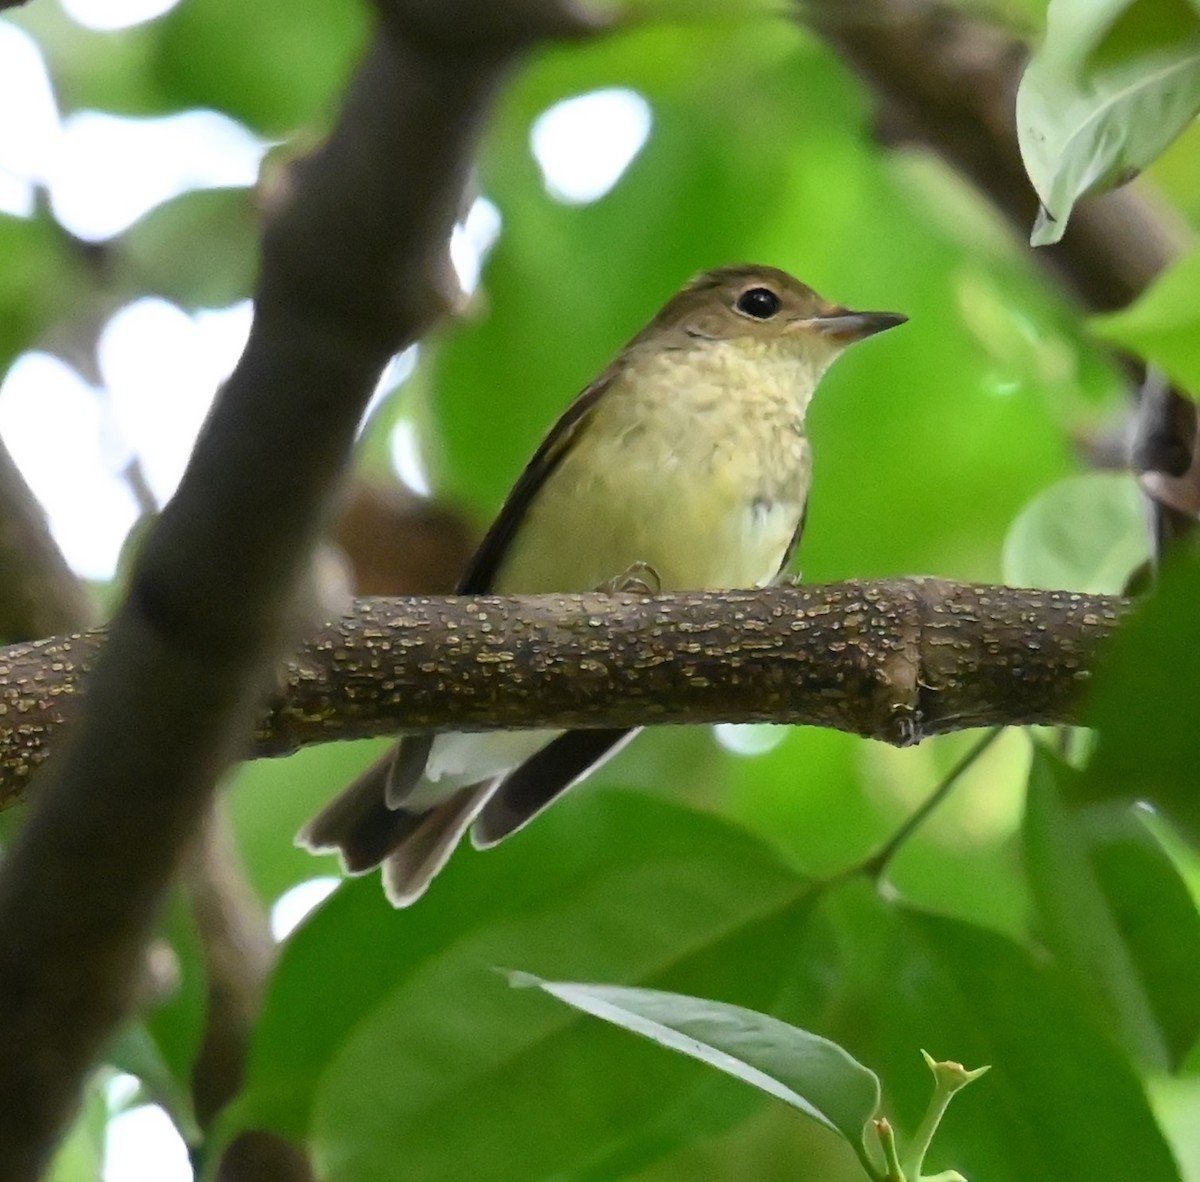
xmin=298 ymin=264 xmax=906 ymax=905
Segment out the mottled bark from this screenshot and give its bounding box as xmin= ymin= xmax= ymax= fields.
xmin=0 ymin=580 xmax=1125 ymax=809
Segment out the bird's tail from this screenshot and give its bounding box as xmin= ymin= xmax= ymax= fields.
xmin=296 ymin=752 xmax=493 ymax=907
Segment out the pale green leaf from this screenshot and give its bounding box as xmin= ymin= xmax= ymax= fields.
xmin=44 ymin=1083 xmax=107 ymax=1182
xmin=1017 ymin=0 xmax=1200 ymax=246
xmin=511 ymin=976 xmax=881 ymax=1152
xmin=1036 ymin=0 xmax=1141 ymax=71
xmin=1002 ymin=473 xmax=1148 ymax=594
xmin=1091 ymin=243 xmax=1200 ymax=397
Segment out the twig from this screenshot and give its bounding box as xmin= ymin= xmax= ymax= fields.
xmin=859 ymin=727 xmax=1004 ymax=882
xmin=184 ymin=805 xmax=275 ymax=1130
xmin=0 ymin=440 xmax=95 ymax=642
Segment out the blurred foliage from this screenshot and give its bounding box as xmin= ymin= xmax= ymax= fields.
xmin=1092 ymin=243 xmax=1200 ymax=397
xmin=44 ymin=1082 xmax=107 ymax=1182
xmin=2 ymin=0 xmax=1200 ymax=1179
xmin=1083 ymin=550 xmax=1200 ymax=847
xmin=1002 ymin=471 xmax=1148 ymax=593
xmin=1024 ymin=748 xmax=1200 ymax=1072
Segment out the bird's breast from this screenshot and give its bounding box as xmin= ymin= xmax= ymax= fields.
xmin=495 ymin=341 xmax=815 ymax=594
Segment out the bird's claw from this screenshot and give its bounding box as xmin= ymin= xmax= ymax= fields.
xmin=599 ymin=561 xmax=662 ymax=596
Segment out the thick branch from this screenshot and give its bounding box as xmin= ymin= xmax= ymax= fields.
xmin=0 ymin=580 xmax=1126 ymax=807
xmin=0 ymin=5 xmax=597 ymax=1177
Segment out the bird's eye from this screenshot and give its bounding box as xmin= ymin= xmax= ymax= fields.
xmin=735 ymin=287 xmax=781 ymax=320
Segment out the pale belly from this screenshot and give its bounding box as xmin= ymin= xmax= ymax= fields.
xmin=492 ymin=439 xmax=808 ymax=594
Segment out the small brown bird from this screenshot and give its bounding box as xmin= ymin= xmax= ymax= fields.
xmin=299 ymin=264 xmax=905 ymax=905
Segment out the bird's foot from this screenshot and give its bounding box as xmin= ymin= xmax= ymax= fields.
xmin=770 ymin=569 xmax=803 ymax=588
xmin=599 ymin=561 xmax=662 ymax=596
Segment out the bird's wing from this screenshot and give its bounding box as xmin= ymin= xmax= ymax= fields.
xmin=471 ymin=727 xmax=641 ymax=848
xmin=417 ymin=370 xmax=634 ymax=829
xmin=455 ymin=368 xmax=616 ymax=594
xmin=383 ymin=731 xmax=436 ymax=808
xmin=775 ymin=499 xmax=808 ymax=581
xmin=385 ymin=368 xmax=618 ymax=805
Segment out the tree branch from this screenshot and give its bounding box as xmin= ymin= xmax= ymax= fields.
xmin=184 ymin=806 xmax=275 ymax=1131
xmin=0 ymin=580 xmax=1126 ymax=808
xmin=0 ymin=439 xmax=95 ymax=643
xmin=806 ymin=0 xmax=1183 ymax=312
xmin=0 ymin=4 xmax=600 ymax=1176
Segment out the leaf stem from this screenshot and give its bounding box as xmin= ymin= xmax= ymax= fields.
xmin=859 ymin=729 xmax=1003 ymax=882
xmin=874 ymin=1117 xmax=906 ymax=1181
xmin=901 ymin=1051 xmax=990 ymax=1179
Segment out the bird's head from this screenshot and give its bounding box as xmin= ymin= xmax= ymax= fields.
xmin=640 ymin=263 xmax=906 ymax=378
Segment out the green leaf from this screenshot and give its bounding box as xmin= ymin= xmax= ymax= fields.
xmin=151 ymin=0 xmax=368 ymax=134
xmin=902 ymin=912 xmax=1181 ymax=1182
xmin=1089 ymin=0 xmax=1200 ymax=69
xmin=1037 ymin=0 xmax=1144 ymax=71
xmin=1083 ymin=550 xmax=1200 ymax=845
xmin=107 ymin=1023 xmax=200 ymax=1145
xmin=0 ymin=213 xmax=86 ymax=370
xmin=509 ymin=976 xmax=880 ymax=1154
xmin=1091 ymin=243 xmax=1200 ymax=398
xmin=1035 ymin=0 xmax=1200 ymax=79
xmin=44 ymin=1080 xmax=107 ymax=1182
xmin=1016 ymin=0 xmax=1200 ymax=245
xmin=1002 ymin=472 xmax=1148 ymax=594
xmin=1024 ymin=746 xmax=1200 ymax=1070
xmin=820 ymin=883 xmax=1183 ymax=1182
xmin=117 ymin=188 xmax=259 ymax=310
xmin=224 ymin=792 xmax=815 ymax=1182
xmin=1087 ymin=814 xmax=1200 ymax=1067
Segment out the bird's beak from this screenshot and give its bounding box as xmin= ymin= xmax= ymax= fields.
xmin=807 ymin=308 xmax=908 ymax=342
